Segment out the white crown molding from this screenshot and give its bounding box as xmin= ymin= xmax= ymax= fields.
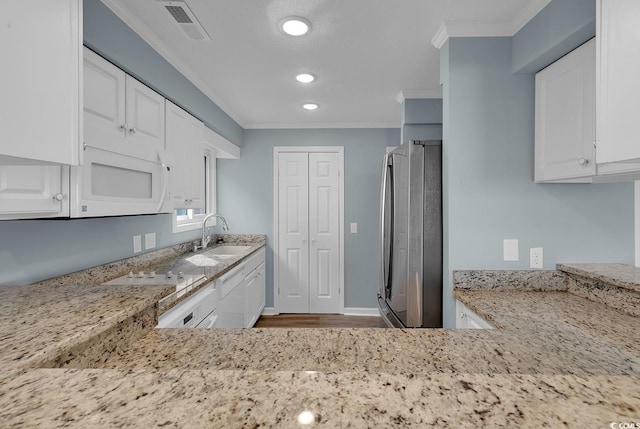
xmin=243 ymin=121 xmax=399 ymax=130
xmin=396 ymin=89 xmax=443 ymax=103
xmin=430 ymin=23 xmax=450 ymax=50
xmin=100 ymin=0 xmax=245 ymax=127
xmin=430 ymin=0 xmax=552 ymax=49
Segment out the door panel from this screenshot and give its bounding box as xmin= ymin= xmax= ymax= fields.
xmin=125 ymin=76 xmax=166 ymax=161
xmin=0 ymin=0 xmax=80 ymax=165
xmin=83 ymin=47 xmax=127 ymax=156
xmin=389 ymin=152 xmax=409 ymax=324
xmin=309 ymin=153 xmax=340 ymax=313
xmin=278 ymin=153 xmax=310 ymax=313
xmin=0 ymin=165 xmax=68 ymax=217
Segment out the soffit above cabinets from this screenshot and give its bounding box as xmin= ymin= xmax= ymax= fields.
xmin=100 ymin=0 xmax=549 ymax=129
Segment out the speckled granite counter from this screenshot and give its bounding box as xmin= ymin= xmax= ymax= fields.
xmin=0 ymin=262 xmax=639 ymax=427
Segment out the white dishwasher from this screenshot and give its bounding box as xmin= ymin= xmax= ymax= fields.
xmin=157 ymin=280 xmax=219 ymax=328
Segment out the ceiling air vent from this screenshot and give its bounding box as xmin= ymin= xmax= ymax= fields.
xmin=158 ymin=0 xmax=211 ymax=41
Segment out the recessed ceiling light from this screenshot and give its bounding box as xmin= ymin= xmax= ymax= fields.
xmin=295 ymin=73 xmax=316 ymax=83
xmin=303 ymin=103 xmax=319 ymax=111
xmin=281 ymin=17 xmax=310 ymax=36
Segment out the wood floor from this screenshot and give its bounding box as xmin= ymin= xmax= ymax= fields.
xmin=254 ymin=314 xmax=387 ymax=328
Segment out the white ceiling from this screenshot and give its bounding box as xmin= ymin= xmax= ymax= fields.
xmin=101 ymin=0 xmax=550 ymax=129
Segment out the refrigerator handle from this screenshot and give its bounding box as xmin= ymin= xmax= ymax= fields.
xmin=379 ymin=153 xmax=390 ymax=298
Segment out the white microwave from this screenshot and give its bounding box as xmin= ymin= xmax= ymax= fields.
xmin=70 ymin=145 xmax=171 ymax=217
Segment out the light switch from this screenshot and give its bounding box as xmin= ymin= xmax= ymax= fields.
xmin=503 ymin=239 xmax=518 ymax=261
xmin=350 ymin=223 xmax=358 ymax=234
xmin=145 ymin=232 xmax=156 ymax=250
xmin=133 ymin=235 xmax=142 ymax=253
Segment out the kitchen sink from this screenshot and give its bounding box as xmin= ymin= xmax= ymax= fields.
xmin=206 ymin=245 xmax=252 ymax=256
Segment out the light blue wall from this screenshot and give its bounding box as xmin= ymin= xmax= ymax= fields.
xmin=401 ymin=99 xmax=443 ymax=142
xmin=217 ymin=128 xmax=400 ymax=309
xmin=0 ymin=0 xmax=243 ymax=285
xmin=84 ymin=0 xmax=243 ymax=145
xmin=0 ymin=214 xmax=195 ymax=285
xmin=441 ymin=37 xmax=634 ymax=328
xmin=512 ymin=0 xmax=595 ymax=73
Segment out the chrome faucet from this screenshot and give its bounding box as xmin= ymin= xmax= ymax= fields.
xmin=195 ymin=213 xmax=229 ymax=251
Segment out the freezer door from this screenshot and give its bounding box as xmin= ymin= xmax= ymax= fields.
xmin=387 ymin=150 xmax=410 ymax=325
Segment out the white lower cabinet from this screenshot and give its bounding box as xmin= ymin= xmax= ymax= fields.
xmin=217 ymin=249 xmax=266 ymax=328
xmin=455 ymin=300 xmax=494 ymax=329
xmin=244 ymin=249 xmax=266 ymax=328
xmin=0 ymin=165 xmax=70 ymax=219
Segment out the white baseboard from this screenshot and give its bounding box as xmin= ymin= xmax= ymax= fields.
xmin=261 ymin=307 xmax=277 ymax=316
xmin=343 ymin=307 xmax=380 ymax=316
xmin=260 ymin=307 xmax=380 ymax=316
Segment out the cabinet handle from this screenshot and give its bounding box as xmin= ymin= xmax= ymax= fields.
xmin=578 ymin=158 xmax=589 ymax=166
xmin=53 ymin=193 xmax=64 ymax=202
xmin=129 ymin=127 xmax=137 ymax=134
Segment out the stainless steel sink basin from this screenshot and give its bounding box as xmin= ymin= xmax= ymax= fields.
xmin=206 ymin=245 xmax=252 ymax=256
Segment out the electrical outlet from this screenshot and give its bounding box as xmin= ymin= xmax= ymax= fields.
xmin=530 ymin=247 xmax=543 ymax=269
xmin=133 ymin=235 xmax=142 ymax=253
xmin=145 ymin=232 xmax=156 ymax=250
xmin=350 ymin=223 xmax=358 ymax=234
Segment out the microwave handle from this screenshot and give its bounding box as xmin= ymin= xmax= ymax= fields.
xmin=157 ymin=150 xmax=169 ymax=212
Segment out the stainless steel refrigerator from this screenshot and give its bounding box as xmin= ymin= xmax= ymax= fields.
xmin=378 ymin=140 xmax=442 ymax=328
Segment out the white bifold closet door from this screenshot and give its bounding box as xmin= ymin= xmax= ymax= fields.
xmin=277 ymin=152 xmax=341 ymax=313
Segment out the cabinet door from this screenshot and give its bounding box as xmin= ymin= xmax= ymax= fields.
xmin=0 ymin=0 xmax=81 ymax=165
xmin=535 ymin=40 xmax=596 ymax=182
xmin=0 ymin=165 xmax=69 ymax=219
xmin=244 ymin=273 xmax=257 ymax=328
xmin=255 ymin=264 xmax=266 ymax=318
xmin=126 ymin=76 xmax=166 ymax=161
xmin=83 ymin=48 xmax=127 ymax=155
xmin=165 ymin=101 xmax=204 ymax=208
xmin=597 ymin=0 xmax=640 ymax=164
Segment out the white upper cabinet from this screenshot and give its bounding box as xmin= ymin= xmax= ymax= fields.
xmin=535 ymin=39 xmax=596 ymax=183
xmin=596 ymin=0 xmax=640 ymax=165
xmin=75 ymin=48 xmax=170 ymax=218
xmin=0 ymin=0 xmax=82 ymax=165
xmin=84 ymin=48 xmax=127 ymax=155
xmin=83 ymin=47 xmax=165 ymax=163
xmin=126 ymin=76 xmax=166 ymax=159
xmin=0 ymin=165 xmax=69 ymax=219
xmin=165 ymin=101 xmax=204 ymax=209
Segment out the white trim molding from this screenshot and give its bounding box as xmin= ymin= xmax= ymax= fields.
xmin=395 ymin=90 xmax=443 ymax=104
xmin=430 ymin=0 xmax=552 ymax=49
xmin=203 ymin=126 xmax=240 ymax=159
xmin=343 ymin=307 xmax=381 ymax=317
xmin=261 ymin=307 xmax=278 ymax=316
xmin=244 ymin=121 xmax=399 ymax=130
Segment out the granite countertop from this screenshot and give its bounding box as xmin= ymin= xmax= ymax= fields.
xmin=0 ymin=260 xmax=638 ymax=427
